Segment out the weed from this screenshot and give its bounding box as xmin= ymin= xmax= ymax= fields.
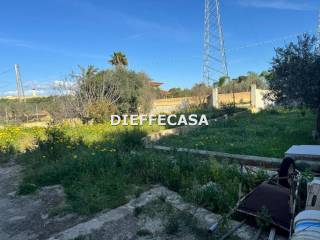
xmin=17 ymin=124 xmax=268 ymax=216
xmin=158 ymin=194 xmax=167 ymax=202
xmin=113 ymin=128 xmax=147 ymax=152
xmin=164 ymin=213 xmax=179 ymax=234
xmin=256 ymin=206 xmax=272 ymax=230
xmin=18 ymin=183 xmax=38 ymax=195
xmin=48 ymin=205 xmax=73 ymax=218
xmin=0 ymin=142 xmax=16 ymax=163
xmin=133 ymin=206 xmax=143 ymax=217
xmin=73 ymin=236 xmax=94 ymax=240
xmin=136 ymin=229 xmax=152 ymax=236
xmin=159 ymin=109 xmax=316 ymax=157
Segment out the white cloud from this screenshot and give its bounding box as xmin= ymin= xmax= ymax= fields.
xmin=238 ymin=0 xmax=316 ymax=11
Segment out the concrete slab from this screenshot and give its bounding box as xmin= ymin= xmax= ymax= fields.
xmin=46 ymin=186 xmax=288 ymax=240
xmin=285 ymin=145 xmax=320 ymax=161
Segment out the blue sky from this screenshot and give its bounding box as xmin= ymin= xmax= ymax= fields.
xmin=0 ymin=0 xmax=319 ymax=95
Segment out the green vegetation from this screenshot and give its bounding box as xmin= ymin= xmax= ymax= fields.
xmin=164 ymin=105 xmax=246 ymax=129
xmin=0 ymin=105 xmax=234 ymax=155
xmin=165 ymin=71 xmax=268 ymax=99
xmin=217 ymin=71 xmax=269 ymax=93
xmin=159 ymin=109 xmax=317 ymax=158
xmin=61 ymin=66 xmax=158 ymax=123
xmin=0 ymin=126 xmax=45 ymax=156
xmin=135 ymin=198 xmax=207 ymax=238
xmin=109 ymin=51 xmax=128 ymax=68
xmin=0 ymin=143 xmax=15 ymax=163
xmin=267 ymin=34 xmax=320 ymax=109
xmin=16 ymin=126 xmax=267 ymax=216
xmin=0 ymin=97 xmax=56 ymax=124
xmin=0 ymin=123 xmax=162 ymax=164
xmin=0 ymin=123 xmax=161 ymax=148
xmin=266 ymin=33 xmax=320 ymax=139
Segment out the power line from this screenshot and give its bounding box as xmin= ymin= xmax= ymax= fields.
xmin=0 ymin=69 xmax=10 ymax=76
xmin=227 ymin=33 xmax=307 ymax=52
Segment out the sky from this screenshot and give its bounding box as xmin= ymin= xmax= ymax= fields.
xmin=0 ymin=0 xmax=319 ymax=96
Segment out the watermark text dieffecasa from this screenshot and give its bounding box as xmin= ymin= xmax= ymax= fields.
xmin=111 ymin=114 xmax=209 ymax=126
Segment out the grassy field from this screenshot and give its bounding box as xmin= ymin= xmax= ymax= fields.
xmin=159 ymin=109 xmax=317 ymax=158
xmin=0 ymin=107 xmax=236 ymax=158
xmin=0 ymin=123 xmax=162 ymax=148
xmin=15 ymin=126 xmax=267 ymax=216
xmin=0 ymin=123 xmax=163 ymax=163
xmin=1 ymin=107 xmax=316 ymax=218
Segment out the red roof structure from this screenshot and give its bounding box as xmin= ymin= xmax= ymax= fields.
xmin=159 ymin=90 xmax=169 ymax=95
xmin=149 ymin=81 xmax=164 ymax=87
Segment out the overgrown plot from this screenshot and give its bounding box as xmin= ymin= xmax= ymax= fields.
xmin=159 ymin=109 xmax=316 ymax=157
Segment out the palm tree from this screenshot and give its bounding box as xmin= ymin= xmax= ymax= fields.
xmin=78 ymin=65 xmax=98 ymax=79
xmin=109 ymin=52 xmax=128 ymax=68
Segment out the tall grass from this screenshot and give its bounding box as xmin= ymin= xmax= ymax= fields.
xmin=159 ymin=108 xmax=317 ymax=157
xmin=18 ymin=127 xmax=267 ymax=215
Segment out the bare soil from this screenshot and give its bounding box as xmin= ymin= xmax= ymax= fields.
xmin=0 ymin=162 xmax=85 ymax=240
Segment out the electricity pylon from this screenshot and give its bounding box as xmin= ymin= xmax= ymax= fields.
xmin=14 ymin=64 xmax=25 ymax=102
xmin=203 ymin=0 xmax=228 ymax=86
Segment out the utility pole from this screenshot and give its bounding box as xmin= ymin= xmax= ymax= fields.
xmin=203 ymin=0 xmax=228 ymax=86
xmin=14 ymin=64 xmax=25 ymax=102
xmin=5 ymin=107 xmax=8 ymax=123
xmin=36 ymin=104 xmax=39 ymax=121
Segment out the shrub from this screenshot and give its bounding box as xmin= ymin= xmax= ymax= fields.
xmin=37 ymin=126 xmax=74 ymax=161
xmin=0 ymin=142 xmax=16 ymax=163
xmin=18 ymin=182 xmax=38 ymax=195
xmin=136 ymin=229 xmax=152 ymax=236
xmin=220 ymin=103 xmax=236 ymax=116
xmin=165 ymin=214 xmax=180 ymax=234
xmin=113 ymin=128 xmax=147 ymax=152
xmin=18 ymin=134 xmax=267 ymax=216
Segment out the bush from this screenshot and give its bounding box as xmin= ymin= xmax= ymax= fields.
xmin=18 ymin=132 xmax=267 ymax=216
xmin=18 ymin=183 xmax=38 ymax=195
xmin=220 ymin=103 xmax=236 ymax=116
xmin=164 ymin=214 xmax=180 ymax=234
xmin=37 ymin=126 xmax=75 ymax=161
xmin=0 ymin=142 xmax=16 ymax=163
xmin=113 ymin=128 xmax=147 ymax=152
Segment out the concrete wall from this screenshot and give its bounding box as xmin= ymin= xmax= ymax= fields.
xmin=151 ymin=85 xmax=271 ymax=114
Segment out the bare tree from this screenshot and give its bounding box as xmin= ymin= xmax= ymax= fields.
xmin=191 ymin=83 xmax=211 ymax=105
xmin=57 ymin=66 xmax=120 ymax=123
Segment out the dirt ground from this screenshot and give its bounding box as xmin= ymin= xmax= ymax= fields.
xmin=0 ymin=162 xmax=207 ymax=240
xmin=0 ymin=162 xmax=85 ymax=240
xmin=0 ymin=162 xmax=287 ymax=240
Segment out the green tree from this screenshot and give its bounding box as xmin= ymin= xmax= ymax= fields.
xmin=110 ymin=69 xmax=155 ymax=114
xmin=109 ymin=52 xmax=128 ymax=68
xmin=218 ymin=72 xmax=267 ymax=94
xmin=217 ymin=76 xmax=229 ymax=87
xmin=167 ymin=88 xmax=192 ymax=98
xmin=191 ymin=83 xmax=211 ymax=104
xmin=78 ymin=65 xmax=98 ymax=78
xmin=266 ymin=33 xmax=320 ymax=108
xmin=266 ymin=33 xmax=320 ymax=139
